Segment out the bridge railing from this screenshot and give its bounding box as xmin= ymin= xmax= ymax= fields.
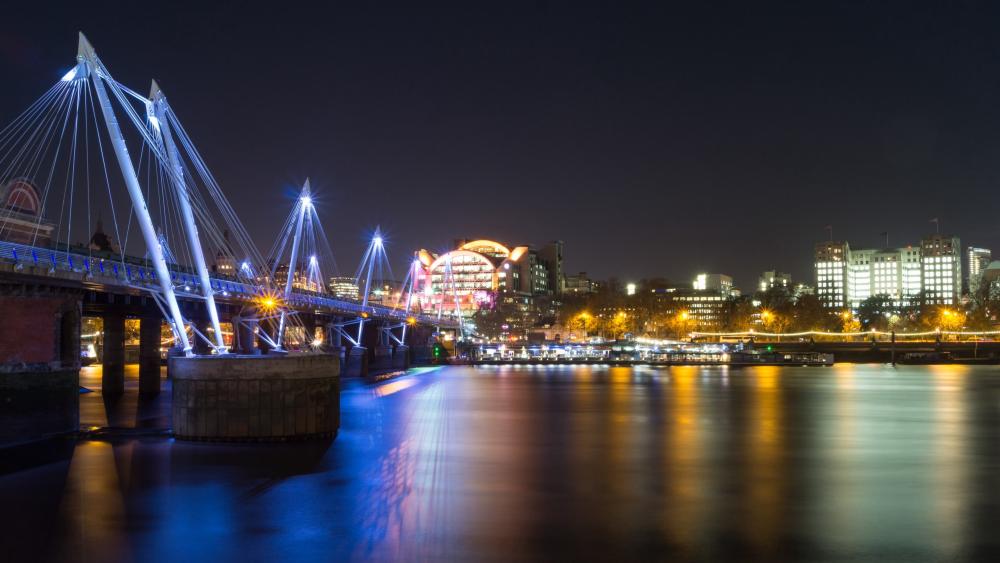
xmin=0 ymin=240 xmax=452 ymax=326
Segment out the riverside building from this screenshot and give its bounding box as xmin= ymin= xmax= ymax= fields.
xmin=814 ymin=235 xmax=962 ymax=309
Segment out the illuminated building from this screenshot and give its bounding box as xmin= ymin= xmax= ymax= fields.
xmin=815 ymin=241 xmax=849 ymax=308
xmin=564 ymin=272 xmax=596 ymax=294
xmin=815 ymin=236 xmax=961 ymax=308
xmin=967 ymin=247 xmax=991 ymax=295
xmin=758 ymin=271 xmax=791 ymax=292
xmin=693 ymin=273 xmax=734 ymax=295
xmin=273 ymin=263 xmax=323 ymax=293
xmin=416 ymin=239 xmax=561 ymax=318
xmin=328 ymin=276 xmax=360 ymax=300
xmin=647 ymin=275 xmax=737 ymax=329
xmin=920 ymin=234 xmax=961 ymax=305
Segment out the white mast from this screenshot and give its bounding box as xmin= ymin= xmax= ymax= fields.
xmin=149 ymin=80 xmax=225 ymax=352
xmin=276 ymin=179 xmax=310 ymax=350
xmin=77 ymin=33 xmax=192 ymax=353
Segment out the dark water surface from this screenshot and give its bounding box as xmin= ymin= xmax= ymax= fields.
xmin=4 ymin=364 xmax=1000 ymax=562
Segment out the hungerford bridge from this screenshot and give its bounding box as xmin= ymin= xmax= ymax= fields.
xmin=0 ymin=34 xmax=461 ymax=443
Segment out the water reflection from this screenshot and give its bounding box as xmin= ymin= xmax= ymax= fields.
xmin=3 ymin=364 xmax=1000 ymax=561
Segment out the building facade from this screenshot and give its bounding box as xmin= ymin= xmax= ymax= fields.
xmin=815 ymin=242 xmax=849 ymax=308
xmin=967 ymin=247 xmax=991 ymax=295
xmin=416 ymin=239 xmax=561 ymax=318
xmin=758 ymin=270 xmax=791 ymax=292
xmin=328 ymin=276 xmax=360 ymax=300
xmin=814 ymin=236 xmax=962 ymax=309
xmin=920 ymin=235 xmax=961 ymax=305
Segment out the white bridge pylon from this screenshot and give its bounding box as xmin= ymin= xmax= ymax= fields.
xmin=75 ymin=34 xmax=198 ymax=353
xmin=65 ymin=32 xmax=270 ymax=355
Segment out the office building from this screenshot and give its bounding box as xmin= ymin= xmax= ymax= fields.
xmin=564 ymin=272 xmax=596 ymax=294
xmin=814 ymin=235 xmax=962 ymax=309
xmin=814 ymin=242 xmax=849 ymax=308
xmin=968 ymin=247 xmax=992 ymax=295
xmin=920 ymin=234 xmax=961 ymax=305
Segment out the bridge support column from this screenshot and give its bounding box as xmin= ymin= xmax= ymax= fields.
xmin=139 ymin=316 xmax=161 ymax=395
xmin=102 ymin=313 xmax=126 ymax=395
xmin=233 ymin=316 xmax=259 ymax=355
xmin=345 ymin=346 xmax=368 ymax=378
xmin=392 ymin=345 xmax=410 ymax=370
xmin=372 ymin=343 xmax=393 ymax=374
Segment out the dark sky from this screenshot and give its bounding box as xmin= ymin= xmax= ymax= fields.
xmin=4 ymin=1 xmax=1000 ymax=290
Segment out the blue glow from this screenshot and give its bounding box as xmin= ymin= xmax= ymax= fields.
xmin=300 ymin=195 xmax=312 ymax=208
xmin=60 ymin=67 xmax=78 ymax=82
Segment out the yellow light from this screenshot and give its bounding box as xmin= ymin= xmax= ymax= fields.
xmin=361 ymin=312 xmax=369 ymax=318
xmin=407 ymin=316 xmax=416 ymax=325
xmin=257 ymin=293 xmax=281 ymax=312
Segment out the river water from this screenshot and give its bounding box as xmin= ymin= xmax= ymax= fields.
xmin=3 ymin=364 xmax=1000 ymax=562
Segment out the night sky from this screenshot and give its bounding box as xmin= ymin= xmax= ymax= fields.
xmin=4 ymin=2 xmax=1000 ymax=290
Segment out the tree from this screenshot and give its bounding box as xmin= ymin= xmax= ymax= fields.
xmin=721 ymin=296 xmax=756 ymax=332
xmin=857 ymin=294 xmax=896 ymax=331
xmin=790 ymin=293 xmax=837 ymax=332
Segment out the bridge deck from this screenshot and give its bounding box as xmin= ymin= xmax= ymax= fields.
xmin=0 ymin=240 xmax=456 ymax=327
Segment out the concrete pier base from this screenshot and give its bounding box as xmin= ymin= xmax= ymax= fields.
xmin=392 ymin=345 xmax=410 ymax=370
xmin=344 ymin=346 xmax=368 ymax=378
xmin=370 ymin=345 xmax=394 ymax=374
xmin=170 ymin=353 xmax=339 ymax=442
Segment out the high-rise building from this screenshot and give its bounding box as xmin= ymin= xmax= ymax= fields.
xmin=920 ymin=235 xmax=961 ymax=305
xmin=814 ymin=242 xmax=849 ymax=308
xmin=537 ymin=240 xmax=564 ymax=296
xmin=967 ymin=247 xmax=992 ymax=295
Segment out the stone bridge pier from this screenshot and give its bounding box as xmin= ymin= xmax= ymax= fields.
xmin=0 ymin=272 xmax=82 ymax=447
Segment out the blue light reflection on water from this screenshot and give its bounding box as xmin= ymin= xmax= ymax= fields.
xmin=4 ymin=364 xmax=1000 ymax=561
